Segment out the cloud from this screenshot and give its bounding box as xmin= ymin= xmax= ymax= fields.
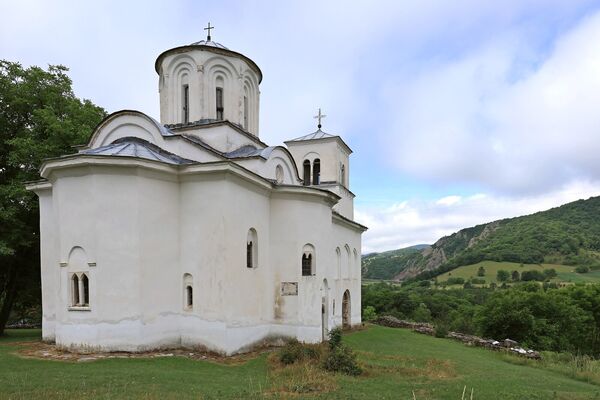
xmin=381 ymin=9 xmax=600 ymax=195
xmin=356 ymin=180 xmax=600 ymax=254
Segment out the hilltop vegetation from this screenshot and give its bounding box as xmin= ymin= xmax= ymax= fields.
xmin=362 ymin=245 xmax=426 ymax=280
xmin=362 ymin=196 xmax=600 ymax=281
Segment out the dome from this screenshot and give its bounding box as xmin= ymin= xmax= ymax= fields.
xmin=189 ymin=39 xmax=229 ymax=50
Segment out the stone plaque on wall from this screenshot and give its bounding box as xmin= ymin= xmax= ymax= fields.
xmin=281 ymin=282 xmax=298 ymax=296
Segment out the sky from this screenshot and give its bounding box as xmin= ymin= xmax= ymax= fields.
xmin=2 ymin=0 xmax=600 ymax=253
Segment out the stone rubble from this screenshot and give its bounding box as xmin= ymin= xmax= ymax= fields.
xmin=375 ymin=315 xmax=542 ymax=360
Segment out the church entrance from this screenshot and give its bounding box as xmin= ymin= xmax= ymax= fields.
xmin=342 ymin=290 xmax=351 ymax=329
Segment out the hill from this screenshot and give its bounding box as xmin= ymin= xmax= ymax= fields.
xmin=362 ymin=245 xmax=428 ymax=280
xmin=3 ymin=327 xmax=600 ymax=399
xmin=362 ymin=196 xmax=600 ymax=281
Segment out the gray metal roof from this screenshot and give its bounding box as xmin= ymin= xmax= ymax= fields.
xmin=82 ymin=137 xmax=194 ymax=165
xmin=225 ymin=145 xmax=275 ymax=159
xmin=288 ymin=129 xmax=336 ymax=142
xmin=189 ymin=40 xmax=229 ymax=50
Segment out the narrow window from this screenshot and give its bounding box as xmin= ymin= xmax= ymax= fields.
xmin=303 ymin=160 xmax=311 ymax=186
xmin=71 ymin=274 xmax=80 ymax=306
xmin=81 ymin=273 xmax=89 ymax=306
xmin=247 ymin=241 xmax=253 ymax=268
xmin=302 ymin=254 xmax=312 ymax=276
xmin=243 ymin=96 xmax=249 ymax=130
xmin=186 ymin=285 xmax=193 ymax=308
xmin=216 ymin=87 xmax=224 ymax=120
xmin=182 ymin=84 xmax=189 ymax=123
xmin=341 ymin=164 xmax=346 ymax=186
xmin=246 ymin=228 xmax=258 ymax=269
xmin=313 ymin=159 xmax=320 ymax=185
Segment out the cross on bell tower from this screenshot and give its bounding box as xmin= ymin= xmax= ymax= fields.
xmin=204 ymin=22 xmax=214 ymax=41
xmin=314 ymin=108 xmax=326 ymax=129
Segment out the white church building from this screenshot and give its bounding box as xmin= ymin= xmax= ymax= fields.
xmin=27 ymin=30 xmax=366 ymax=355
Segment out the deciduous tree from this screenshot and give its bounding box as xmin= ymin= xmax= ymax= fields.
xmin=0 ymin=61 xmax=106 ymax=335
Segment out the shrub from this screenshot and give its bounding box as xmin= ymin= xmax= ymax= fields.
xmin=521 ymin=270 xmax=545 ymax=281
xmin=446 ymin=277 xmax=465 ymax=285
xmin=497 ymin=270 xmax=510 ymax=282
xmin=328 ymin=327 xmax=343 ymax=350
xmin=511 ymin=270 xmax=521 ymax=281
xmin=434 ymin=323 xmax=449 ymax=338
xmin=322 ymin=328 xmax=362 ymax=376
xmin=279 ymin=340 xmax=304 ymax=365
xmin=477 ymin=266 xmax=486 ymax=276
xmin=362 ymin=305 xmax=377 ymax=322
xmin=323 ymin=345 xmax=362 ymax=376
xmin=575 ymin=266 xmax=590 ymax=274
xmin=543 ymin=269 xmax=557 ymax=279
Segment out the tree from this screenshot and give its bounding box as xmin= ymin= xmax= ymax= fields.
xmin=496 ymin=270 xmax=510 ymax=282
xmin=477 ymin=266 xmax=486 ymax=277
xmin=512 ymin=270 xmax=521 ymax=281
xmin=0 ymin=61 xmax=106 ymax=335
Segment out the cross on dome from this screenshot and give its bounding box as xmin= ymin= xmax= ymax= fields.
xmin=314 ymin=108 xmax=326 ymax=129
xmin=204 ymin=22 xmax=215 ymax=41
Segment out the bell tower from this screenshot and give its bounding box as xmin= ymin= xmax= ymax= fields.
xmin=155 ymin=24 xmax=262 ymax=136
xmin=284 ymin=110 xmax=355 ymax=218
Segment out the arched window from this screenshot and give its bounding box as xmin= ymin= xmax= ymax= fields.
xmin=247 ymin=228 xmax=258 ymax=269
xmin=302 ymin=244 xmax=315 ymax=276
xmin=344 ymin=245 xmax=351 ymax=279
xmin=243 ymin=95 xmax=249 ymax=130
xmin=313 ymin=159 xmax=320 ymax=185
xmin=81 ymin=273 xmax=89 ymax=306
xmin=216 ymin=87 xmax=224 ymax=120
xmin=71 ymin=274 xmax=80 ymax=306
xmin=186 ymin=285 xmax=193 ymax=308
xmin=340 ymin=164 xmax=346 ymax=186
xmin=302 ymin=254 xmax=312 ymax=276
xmin=182 ymin=84 xmax=189 ymax=123
xmin=303 ymin=160 xmax=311 ymax=186
xmin=183 ymin=273 xmax=193 ymax=310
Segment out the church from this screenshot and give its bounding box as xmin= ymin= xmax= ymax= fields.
xmin=26 ymin=28 xmax=366 ymax=355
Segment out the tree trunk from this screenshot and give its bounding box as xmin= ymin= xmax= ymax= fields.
xmin=0 ymin=263 xmax=19 ymax=336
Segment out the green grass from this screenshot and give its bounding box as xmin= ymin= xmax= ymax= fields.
xmin=435 ymin=261 xmax=600 ymax=285
xmin=3 ymin=327 xmax=600 ymax=399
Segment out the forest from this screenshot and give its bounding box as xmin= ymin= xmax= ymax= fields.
xmin=362 ymin=281 xmax=600 ymax=355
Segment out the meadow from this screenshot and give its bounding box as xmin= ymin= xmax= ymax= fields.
xmin=435 ymin=261 xmax=600 ymax=285
xmin=2 ymin=326 xmax=600 ymax=399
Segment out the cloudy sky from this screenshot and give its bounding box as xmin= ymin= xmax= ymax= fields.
xmin=2 ymin=0 xmax=600 ymax=253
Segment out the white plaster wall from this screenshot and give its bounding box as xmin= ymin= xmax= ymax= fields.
xmin=34 ymin=146 xmax=363 ymax=354
xmin=158 ymin=49 xmax=260 ymax=136
xmin=38 ymin=188 xmax=58 ymax=342
xmin=285 ymin=138 xmax=350 ymax=186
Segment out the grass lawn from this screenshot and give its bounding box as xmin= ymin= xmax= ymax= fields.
xmin=435 ymin=261 xmax=600 ymax=286
xmin=2 ymin=326 xmax=600 ymax=399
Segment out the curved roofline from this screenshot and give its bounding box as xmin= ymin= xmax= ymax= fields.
xmin=155 ymin=45 xmax=263 ymax=84
xmin=85 ymin=109 xmax=172 ymax=149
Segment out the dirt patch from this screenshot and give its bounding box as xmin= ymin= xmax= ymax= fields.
xmin=424 ymin=358 xmax=457 ymax=379
xmin=11 ymin=340 xmax=269 ymax=365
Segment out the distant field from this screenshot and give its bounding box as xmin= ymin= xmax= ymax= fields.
xmin=436 ymin=261 xmax=600 ymax=285
xmin=3 ymin=327 xmax=600 ymax=399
